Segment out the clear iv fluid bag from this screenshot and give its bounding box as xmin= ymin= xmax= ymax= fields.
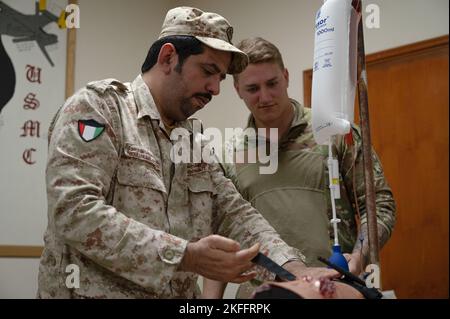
xmin=312 ymin=0 xmax=358 ymax=145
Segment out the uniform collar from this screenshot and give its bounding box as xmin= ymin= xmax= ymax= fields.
xmin=286 ymin=99 xmax=308 ymax=141
xmin=131 ymin=74 xmax=161 ymax=120
xmin=246 ymin=98 xmax=308 ymax=134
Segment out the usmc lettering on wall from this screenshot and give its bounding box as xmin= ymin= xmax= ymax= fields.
xmin=21 ymin=65 xmax=42 ymax=165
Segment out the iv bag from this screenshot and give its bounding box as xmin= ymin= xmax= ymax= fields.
xmin=311 ymin=0 xmax=358 ymax=145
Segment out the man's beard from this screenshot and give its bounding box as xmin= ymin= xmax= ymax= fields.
xmin=179 ymin=98 xmax=198 ymax=119
xmin=179 ymin=93 xmax=212 ymax=119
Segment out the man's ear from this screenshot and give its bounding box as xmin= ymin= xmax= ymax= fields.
xmin=157 ymin=43 xmax=178 ymax=74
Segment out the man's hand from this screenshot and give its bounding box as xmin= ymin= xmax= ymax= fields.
xmin=344 ymin=252 xmax=363 ymax=275
xmin=282 ymin=261 xmax=340 ymax=281
xmin=179 ymin=235 xmax=260 ymax=283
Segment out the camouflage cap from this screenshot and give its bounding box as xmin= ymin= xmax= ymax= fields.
xmin=158 ymin=7 xmax=248 ymax=74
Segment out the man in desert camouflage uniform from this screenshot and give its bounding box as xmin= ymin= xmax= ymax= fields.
xmin=203 ymin=37 xmax=396 ymax=298
xmin=37 ymin=8 xmax=337 ymax=299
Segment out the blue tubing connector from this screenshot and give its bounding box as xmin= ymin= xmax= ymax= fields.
xmin=328 ymin=244 xmax=349 ymax=272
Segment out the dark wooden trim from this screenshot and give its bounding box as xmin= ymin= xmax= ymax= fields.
xmin=365 ymin=35 xmax=448 ymax=65
xmin=303 ymin=70 xmax=313 ymax=108
xmin=0 ymin=246 xmax=43 ymax=258
xmin=65 ymin=0 xmax=77 ymax=99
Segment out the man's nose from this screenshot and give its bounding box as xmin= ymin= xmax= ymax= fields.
xmin=259 ymin=87 xmax=272 ymax=104
xmin=206 ymin=77 xmax=220 ymax=96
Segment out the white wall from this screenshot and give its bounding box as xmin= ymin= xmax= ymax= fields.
xmin=1 ymin=0 xmax=448 ymax=299
xmin=74 ymin=0 xmax=168 ymax=89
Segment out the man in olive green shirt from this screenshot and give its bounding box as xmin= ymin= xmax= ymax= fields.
xmin=203 ymin=37 xmax=395 ymax=298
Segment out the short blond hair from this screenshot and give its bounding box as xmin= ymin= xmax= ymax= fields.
xmin=233 ymin=37 xmax=285 ymax=81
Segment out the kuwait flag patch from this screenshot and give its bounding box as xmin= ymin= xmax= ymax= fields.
xmin=78 ymin=119 xmax=105 ymax=142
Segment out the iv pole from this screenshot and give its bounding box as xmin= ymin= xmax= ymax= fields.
xmin=353 ymin=0 xmax=380 ymax=269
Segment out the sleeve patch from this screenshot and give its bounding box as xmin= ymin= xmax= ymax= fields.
xmin=78 ymin=119 xmax=105 ymax=142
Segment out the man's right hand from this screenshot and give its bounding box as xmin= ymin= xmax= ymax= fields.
xmin=179 ymin=235 xmax=260 ymax=283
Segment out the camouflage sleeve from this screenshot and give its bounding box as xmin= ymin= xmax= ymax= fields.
xmin=219 ymin=161 xmax=241 ymax=191
xmin=217 ymin=139 xmax=238 ymax=184
xmin=208 ymin=164 xmax=305 ymax=282
xmin=338 ymin=126 xmax=396 ymax=261
xmin=46 ymin=86 xmax=188 ymax=290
